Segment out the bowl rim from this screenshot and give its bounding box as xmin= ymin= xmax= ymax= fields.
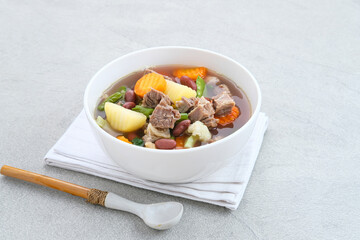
xmin=84 ymin=46 xmax=262 ymax=154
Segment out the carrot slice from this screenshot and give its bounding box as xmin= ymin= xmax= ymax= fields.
xmin=214 ymin=106 xmax=240 ymax=126
xmin=134 ymin=73 xmax=167 ymax=97
xmin=116 ymin=135 xmax=132 ymax=144
xmin=175 ymin=135 xmax=186 ymax=149
xmin=173 ymin=67 xmax=207 ymax=80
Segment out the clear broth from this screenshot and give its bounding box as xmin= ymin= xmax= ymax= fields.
xmin=95 ymin=65 xmax=252 ymax=142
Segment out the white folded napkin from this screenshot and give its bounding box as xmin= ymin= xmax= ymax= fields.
xmin=44 ymin=110 xmax=268 ymax=210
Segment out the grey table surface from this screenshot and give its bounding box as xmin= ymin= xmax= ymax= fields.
xmin=0 ymin=1 xmax=359 ymax=239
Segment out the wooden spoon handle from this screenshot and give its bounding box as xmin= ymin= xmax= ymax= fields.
xmin=1 ymin=165 xmax=90 ymax=199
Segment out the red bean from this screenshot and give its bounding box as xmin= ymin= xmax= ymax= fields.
xmin=173 ymin=120 xmax=191 ymax=137
xmin=127 ymin=132 xmax=138 ymax=141
xmin=180 ymin=76 xmax=197 ymax=91
xmin=125 ymin=90 xmax=136 ymax=103
xmin=155 ymin=139 xmax=176 ymax=149
xmin=122 ymin=102 xmax=136 ymax=109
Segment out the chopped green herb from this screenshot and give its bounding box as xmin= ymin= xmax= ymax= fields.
xmin=131 ymin=137 xmax=144 ymax=146
xmin=132 ymin=105 xmax=154 ymax=117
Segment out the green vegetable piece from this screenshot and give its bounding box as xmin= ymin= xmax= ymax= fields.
xmin=179 ymin=113 xmax=188 ymax=121
xmin=184 ymin=135 xmax=199 ymax=148
xmin=196 ymin=76 xmax=206 ymax=97
xmin=176 ymin=113 xmax=189 ymax=124
xmin=95 ymin=116 xmax=113 ymax=134
xmin=98 ymin=91 xmax=125 ymax=111
xmin=96 ymin=116 xmax=106 ymax=128
xmin=131 ymin=137 xmax=144 ymax=146
xmin=118 ymin=86 xmax=127 ymax=93
xmin=202 ymin=85 xmax=208 ymax=97
xmin=132 ymin=105 xmax=154 ymax=118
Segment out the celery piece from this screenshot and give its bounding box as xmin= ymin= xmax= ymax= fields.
xmin=184 ymin=135 xmax=199 ymax=148
xmin=96 ymin=116 xmax=106 ymax=128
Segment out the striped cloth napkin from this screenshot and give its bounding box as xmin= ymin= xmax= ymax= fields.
xmin=44 ymin=110 xmax=268 ymax=210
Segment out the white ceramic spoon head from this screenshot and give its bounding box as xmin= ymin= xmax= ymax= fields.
xmin=142 ymin=202 xmax=183 ymax=230
xmin=104 ymin=192 xmax=183 ymax=230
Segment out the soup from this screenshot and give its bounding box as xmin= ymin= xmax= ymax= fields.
xmin=95 ymin=66 xmax=251 ymax=150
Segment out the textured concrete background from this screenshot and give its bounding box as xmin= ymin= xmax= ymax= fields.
xmin=0 ymin=1 xmax=359 ymax=239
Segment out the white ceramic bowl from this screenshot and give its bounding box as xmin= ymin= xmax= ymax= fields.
xmin=84 ymin=47 xmax=261 ymax=183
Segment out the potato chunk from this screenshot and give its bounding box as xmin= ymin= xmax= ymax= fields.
xmin=104 ymin=102 xmax=146 ymax=132
xmin=164 ymin=80 xmax=196 ymax=103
